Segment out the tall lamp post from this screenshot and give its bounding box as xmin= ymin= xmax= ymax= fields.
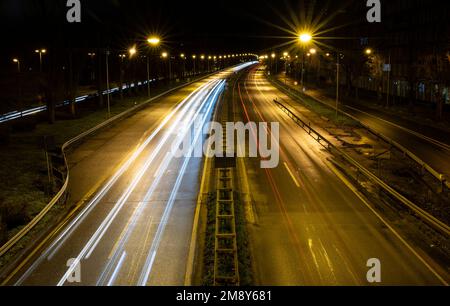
xmin=299 ymin=33 xmax=312 ymax=89
xmin=35 ymin=49 xmax=47 ymax=72
xmin=283 ymin=52 xmax=289 ymax=84
xmin=13 ymin=58 xmax=21 ymax=73
xmin=192 ymin=55 xmax=197 ymax=75
xmin=271 ymin=53 xmax=276 ymax=74
xmin=147 ymin=37 xmax=161 ymax=98
xmin=180 ymin=54 xmax=186 ymax=79
xmin=162 ymin=52 xmax=171 ymax=81
xmin=105 ymin=49 xmax=111 ymax=118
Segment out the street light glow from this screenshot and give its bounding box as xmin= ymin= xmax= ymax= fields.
xmin=13 ymin=58 xmax=18 ymax=63
xmin=309 ymin=48 xmax=317 ymax=55
xmin=365 ymin=48 xmax=373 ymax=55
xmin=129 ymin=47 xmax=137 ymax=57
xmin=162 ymin=52 xmax=168 ymax=58
xmin=148 ymin=37 xmax=161 ymax=46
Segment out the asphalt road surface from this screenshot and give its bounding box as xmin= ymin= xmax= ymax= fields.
xmin=235 ymin=67 xmax=449 ymax=285
xmin=7 ymin=63 xmax=254 ymax=286
xmin=282 ymin=76 xmax=450 ymax=184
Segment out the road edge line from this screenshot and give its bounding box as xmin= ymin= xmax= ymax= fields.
xmin=324 ymin=158 xmax=449 ymax=286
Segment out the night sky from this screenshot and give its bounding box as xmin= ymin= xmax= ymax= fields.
xmin=0 ymin=0 xmax=368 ymax=55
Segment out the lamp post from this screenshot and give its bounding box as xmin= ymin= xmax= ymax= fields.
xmin=299 ymin=33 xmax=312 ymax=89
xmin=162 ymin=52 xmax=171 ymax=81
xmin=192 ymin=55 xmax=197 ymax=75
xmin=147 ymin=36 xmax=161 ymax=98
xmin=180 ymin=54 xmax=186 ymax=79
xmin=200 ymin=55 xmax=205 ymax=73
xmin=271 ymin=53 xmax=276 ymax=74
xmin=13 ymin=58 xmax=21 ymax=73
xmin=105 ymin=50 xmax=111 ymax=118
xmin=283 ymin=52 xmax=289 ymax=84
xmin=35 ymin=49 xmax=47 ymax=72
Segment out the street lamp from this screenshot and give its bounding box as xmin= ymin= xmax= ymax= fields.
xmin=35 ymin=49 xmax=47 ymax=72
xmin=162 ymin=52 xmax=171 ymax=80
xmin=298 ymin=33 xmax=313 ymax=88
xmin=146 ymin=36 xmax=161 ymax=97
xmin=192 ymin=55 xmax=197 ymax=75
xmin=129 ymin=47 xmax=137 ymax=58
xmin=180 ymin=54 xmax=186 ymax=78
xmin=365 ymin=48 xmax=373 ymax=55
xmin=283 ymin=52 xmax=289 ymax=84
xmin=299 ymin=33 xmax=312 ymax=43
xmin=148 ymin=37 xmax=161 ymax=46
xmin=13 ymin=58 xmax=20 ymax=73
xmin=271 ymin=53 xmax=277 ymax=74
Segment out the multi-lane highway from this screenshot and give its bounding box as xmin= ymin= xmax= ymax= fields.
xmin=4 ymin=63 xmax=254 ymax=286
xmin=234 ymin=66 xmax=449 ymax=285
xmin=3 ymin=62 xmax=449 ymax=286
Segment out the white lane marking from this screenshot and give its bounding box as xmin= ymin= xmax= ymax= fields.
xmin=97 ymin=81 xmax=224 ymax=285
xmin=325 ymin=160 xmax=448 ymax=286
xmin=55 ymin=81 xmax=220 ymax=286
xmin=284 ymin=162 xmax=301 ymax=188
xmin=137 ymin=80 xmax=225 ymax=286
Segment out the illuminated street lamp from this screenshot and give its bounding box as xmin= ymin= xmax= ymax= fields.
xmin=147 ymin=37 xmax=161 ymax=46
xmin=180 ymin=54 xmax=186 ymax=78
xmin=309 ymin=48 xmax=317 ymax=55
xmin=270 ymin=53 xmax=278 ymax=74
xmin=161 ymin=52 xmax=172 ymax=80
xmin=13 ymin=58 xmax=20 ymax=73
xmin=146 ymin=36 xmax=161 ymax=97
xmin=299 ymin=33 xmax=312 ymax=43
xmin=192 ymin=55 xmax=197 ymax=75
xmin=298 ymin=33 xmax=313 ymax=88
xmin=35 ymin=49 xmax=46 ymax=72
xmin=129 ymin=47 xmax=137 ymax=58
xmin=365 ymin=48 xmax=373 ymax=55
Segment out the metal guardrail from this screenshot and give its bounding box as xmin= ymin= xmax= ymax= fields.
xmin=274 ymin=100 xmax=450 ymax=237
xmin=269 ymin=76 xmax=449 ymax=190
xmin=0 ymin=72 xmax=223 ymax=260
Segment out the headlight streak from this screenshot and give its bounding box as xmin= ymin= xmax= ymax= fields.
xmin=13 ymin=62 xmax=255 ymax=286
xmin=55 ymin=80 xmax=221 ymax=286
xmin=48 ymin=84 xmax=210 ymax=261
xmin=14 ymin=79 xmax=215 ymax=286
xmin=137 ymin=80 xmax=226 ymax=287
xmin=96 ymin=80 xmax=225 ymax=286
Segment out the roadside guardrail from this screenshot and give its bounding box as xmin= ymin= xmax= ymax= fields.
xmin=0 ymin=71 xmax=227 ymax=261
xmin=274 ymin=99 xmax=450 ymax=237
xmin=268 ymin=76 xmax=449 ymax=191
